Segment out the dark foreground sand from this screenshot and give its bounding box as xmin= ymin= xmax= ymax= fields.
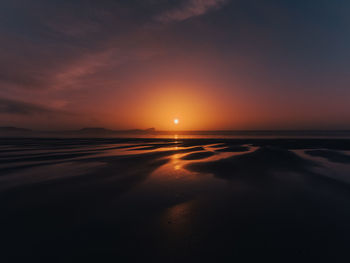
xmin=0 ymin=138 xmax=350 ymax=262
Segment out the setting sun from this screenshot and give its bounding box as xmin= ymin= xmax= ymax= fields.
xmin=174 ymin=118 xmax=179 ymax=125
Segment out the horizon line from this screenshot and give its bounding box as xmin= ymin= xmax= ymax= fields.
xmin=2 ymin=126 xmax=350 ymax=133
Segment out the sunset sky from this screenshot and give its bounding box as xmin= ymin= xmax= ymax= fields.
xmin=1 ymin=0 xmax=350 ymax=130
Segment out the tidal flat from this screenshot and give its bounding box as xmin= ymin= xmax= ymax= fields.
xmin=1 ymin=138 xmax=350 ymax=262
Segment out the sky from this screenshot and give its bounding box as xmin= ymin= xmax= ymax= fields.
xmin=0 ymin=0 xmax=350 ymax=131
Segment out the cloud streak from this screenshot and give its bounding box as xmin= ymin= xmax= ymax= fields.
xmin=0 ymin=97 xmax=67 ymax=116
xmin=156 ymin=0 xmax=229 ymax=22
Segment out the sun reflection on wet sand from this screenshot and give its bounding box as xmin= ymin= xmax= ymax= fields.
xmin=146 ymin=144 xmax=258 ymax=183
xmin=172 ymin=153 xmax=182 ymax=171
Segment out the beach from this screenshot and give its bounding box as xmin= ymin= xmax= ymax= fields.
xmin=1 ymin=137 xmax=350 ymax=262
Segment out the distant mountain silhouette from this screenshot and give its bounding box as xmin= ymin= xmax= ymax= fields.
xmin=0 ymin=127 xmax=32 ymax=137
xmin=78 ymin=127 xmax=113 ymax=133
xmin=0 ymin=126 xmax=157 ymax=137
xmin=0 ymin=126 xmax=32 ymax=132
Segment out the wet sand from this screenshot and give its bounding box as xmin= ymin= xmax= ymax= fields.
xmin=0 ymin=138 xmax=350 ymax=262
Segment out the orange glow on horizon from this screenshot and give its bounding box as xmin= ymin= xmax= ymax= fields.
xmin=102 ymin=81 xmax=268 ymax=131
xmin=124 ymin=82 xmax=239 ymax=131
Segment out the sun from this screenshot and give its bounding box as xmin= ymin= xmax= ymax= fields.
xmin=174 ymin=118 xmax=179 ymax=125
